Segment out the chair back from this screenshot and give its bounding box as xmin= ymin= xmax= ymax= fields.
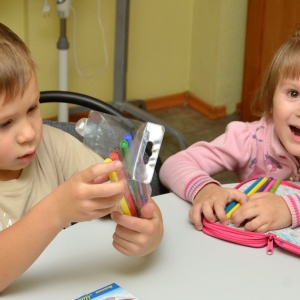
xmin=40 ymin=90 xmax=168 ymax=196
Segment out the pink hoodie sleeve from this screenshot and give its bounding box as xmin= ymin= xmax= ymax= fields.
xmin=159 ymin=121 xmax=256 ymax=202
xmin=282 ymin=194 xmax=300 ymax=228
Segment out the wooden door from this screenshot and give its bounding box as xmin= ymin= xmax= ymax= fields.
xmin=240 ymin=0 xmax=300 ymax=122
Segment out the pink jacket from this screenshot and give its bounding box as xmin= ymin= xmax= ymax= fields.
xmin=159 ymin=117 xmax=300 ymax=228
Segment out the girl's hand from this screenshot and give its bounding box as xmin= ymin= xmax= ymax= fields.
xmin=189 ymin=183 xmax=248 ymax=230
xmin=231 ymin=193 xmax=292 ymax=232
xmin=110 ymin=199 xmax=163 ymax=256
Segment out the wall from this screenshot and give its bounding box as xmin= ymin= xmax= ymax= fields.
xmin=28 ymin=0 xmax=117 ymax=117
xmin=127 ymin=0 xmax=192 ymax=99
xmin=189 ymin=0 xmax=248 ymax=114
xmin=0 ymin=0 xmax=248 ymax=118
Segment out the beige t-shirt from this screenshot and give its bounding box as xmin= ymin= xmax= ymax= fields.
xmin=0 ymin=124 xmax=103 ymax=230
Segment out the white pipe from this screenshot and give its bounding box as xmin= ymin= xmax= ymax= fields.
xmin=56 ymin=0 xmax=71 ymax=122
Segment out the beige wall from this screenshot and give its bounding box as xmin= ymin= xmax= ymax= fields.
xmin=189 ymin=0 xmax=248 ymax=113
xmin=127 ymin=0 xmax=192 ymax=99
xmin=0 ymin=0 xmax=248 ymax=117
xmin=0 ymin=0 xmax=27 ymax=38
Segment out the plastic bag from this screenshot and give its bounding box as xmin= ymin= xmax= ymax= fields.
xmin=76 ymin=111 xmax=165 ymax=217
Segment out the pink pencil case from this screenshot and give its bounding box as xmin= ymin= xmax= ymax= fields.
xmin=202 ymin=177 xmax=300 ymax=255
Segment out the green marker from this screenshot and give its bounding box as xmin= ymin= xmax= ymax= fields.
xmin=269 ymin=179 xmax=281 ymax=194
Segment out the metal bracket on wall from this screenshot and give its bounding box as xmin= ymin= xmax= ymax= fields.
xmin=112 ymin=0 xmax=187 ymax=150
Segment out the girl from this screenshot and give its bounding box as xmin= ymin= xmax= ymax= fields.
xmin=160 ymin=28 xmax=300 ymax=234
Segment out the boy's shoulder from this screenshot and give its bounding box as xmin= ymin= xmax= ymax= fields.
xmin=42 ymin=123 xmax=80 ymax=140
xmin=41 ymin=123 xmax=83 ymax=150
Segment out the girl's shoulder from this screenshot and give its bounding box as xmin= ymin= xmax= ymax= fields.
xmin=226 ymin=117 xmax=272 ymax=136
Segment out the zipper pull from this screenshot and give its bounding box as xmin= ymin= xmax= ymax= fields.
xmin=267 ymin=235 xmax=274 ymax=255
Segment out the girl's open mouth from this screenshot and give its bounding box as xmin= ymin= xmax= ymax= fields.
xmin=290 ymin=125 xmax=300 ymax=136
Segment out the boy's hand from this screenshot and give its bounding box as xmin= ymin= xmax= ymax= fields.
xmin=230 ymin=193 xmax=292 ymax=232
xmin=110 ymin=199 xmax=163 ymax=256
xmin=189 ymin=183 xmax=248 ymax=230
xmin=49 ymin=161 xmax=126 ymax=227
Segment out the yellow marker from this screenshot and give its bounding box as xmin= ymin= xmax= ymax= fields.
xmin=104 ymin=158 xmax=131 ymax=216
xmin=246 ymin=176 xmax=268 ymax=196
xmin=226 ymin=177 xmax=268 ymax=218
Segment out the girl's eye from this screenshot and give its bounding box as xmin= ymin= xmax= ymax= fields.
xmin=288 ymin=90 xmax=299 ymax=98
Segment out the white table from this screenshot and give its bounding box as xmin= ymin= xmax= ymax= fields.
xmin=2 ymin=192 xmax=299 ymax=299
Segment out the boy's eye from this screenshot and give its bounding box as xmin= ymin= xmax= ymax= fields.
xmin=28 ymin=104 xmax=38 ymax=113
xmin=288 ymin=90 xmax=299 ymax=98
xmin=0 ymin=120 xmax=11 ymax=128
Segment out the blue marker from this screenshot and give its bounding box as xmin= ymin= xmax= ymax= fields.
xmin=225 ymin=177 xmax=263 ymax=213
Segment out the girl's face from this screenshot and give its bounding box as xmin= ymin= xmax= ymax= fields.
xmin=0 ymin=73 xmax=43 ymax=180
xmin=273 ymin=77 xmax=300 ymax=159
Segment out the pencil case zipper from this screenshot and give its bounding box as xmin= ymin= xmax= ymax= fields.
xmin=202 ymin=218 xmax=269 ymax=248
xmin=234 ymin=176 xmax=300 ymax=192
xmin=203 ymin=219 xmax=300 ymax=255
xmin=272 ymin=235 xmax=300 ymax=255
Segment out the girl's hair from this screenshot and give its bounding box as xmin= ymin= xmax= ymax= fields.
xmin=0 ymin=23 xmax=36 ymax=103
xmin=252 ymin=27 xmax=300 ymax=118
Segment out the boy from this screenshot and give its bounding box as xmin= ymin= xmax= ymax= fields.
xmin=0 ymin=23 xmax=163 ymax=291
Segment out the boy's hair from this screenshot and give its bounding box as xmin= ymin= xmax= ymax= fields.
xmin=0 ymin=23 xmax=36 ymax=103
xmin=252 ymin=27 xmax=300 ymax=118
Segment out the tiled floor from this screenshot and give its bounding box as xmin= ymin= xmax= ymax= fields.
xmin=149 ymin=105 xmax=240 ymax=184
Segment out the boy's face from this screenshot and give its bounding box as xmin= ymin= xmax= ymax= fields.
xmin=273 ymin=77 xmax=300 ymax=159
xmin=0 ymin=73 xmax=43 ymax=180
